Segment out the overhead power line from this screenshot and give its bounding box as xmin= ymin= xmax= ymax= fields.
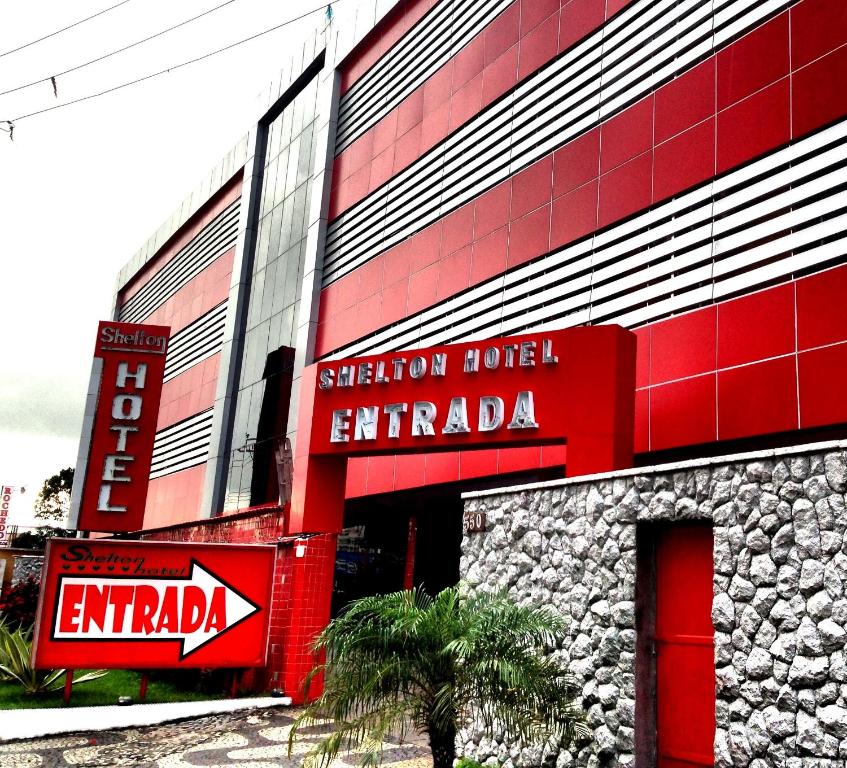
xmin=0 ymin=0 xmax=244 ymax=98
xmin=4 ymin=2 xmax=335 ymax=124
xmin=0 ymin=0 xmax=134 ymax=59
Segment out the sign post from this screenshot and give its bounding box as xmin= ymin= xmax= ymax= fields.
xmin=32 ymin=539 xmax=275 ymax=670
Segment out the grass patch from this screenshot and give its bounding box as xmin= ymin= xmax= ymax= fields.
xmin=0 ymin=669 xmax=225 ymax=709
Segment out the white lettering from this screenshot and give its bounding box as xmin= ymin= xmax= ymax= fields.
xmin=442 ymin=397 xmax=471 ymax=434
xmin=318 ymin=369 xmax=335 ymax=390
xmin=508 ymin=391 xmax=540 ymax=429
xmin=478 ymin=396 xmax=505 ymax=431
xmin=330 ymin=409 xmax=352 ymax=442
xmin=411 ymin=401 xmax=437 ymax=436
xmin=431 ymin=353 xmax=447 ymax=376
xmin=354 ymin=406 xmax=379 ymax=440
xmin=384 ymin=403 xmax=407 ymax=438
xmin=112 ymin=394 xmax=142 ymax=420
xmin=116 ymin=361 xmax=147 ymax=389
xmin=409 ymin=356 xmax=427 ymax=379
xmin=464 ymin=349 xmax=479 ymax=373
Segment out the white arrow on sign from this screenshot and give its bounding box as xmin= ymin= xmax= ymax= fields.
xmin=52 ymin=560 xmax=260 ymax=657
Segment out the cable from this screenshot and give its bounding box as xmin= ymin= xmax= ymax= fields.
xmin=5 ymin=3 xmax=335 ymax=123
xmin=0 ymin=0 xmax=134 ymax=59
xmin=0 ymin=0 xmax=244 ymax=98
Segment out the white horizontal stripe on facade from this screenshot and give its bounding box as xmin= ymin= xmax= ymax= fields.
xmin=119 ymin=200 xmax=239 ymax=324
xmin=321 ymin=119 xmax=847 ymax=360
xmin=162 ymin=302 xmax=227 ymax=382
xmin=150 ymin=409 xmax=214 ymax=479
xmin=323 ymin=0 xmax=794 ymax=287
xmin=336 ymin=0 xmax=513 ymax=152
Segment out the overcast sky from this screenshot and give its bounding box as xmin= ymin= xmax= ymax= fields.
xmin=0 ymin=0 xmax=342 ymax=527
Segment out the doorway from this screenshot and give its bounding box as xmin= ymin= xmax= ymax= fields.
xmin=639 ymin=523 xmax=716 ymax=767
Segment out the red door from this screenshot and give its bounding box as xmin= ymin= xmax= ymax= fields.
xmin=655 ymin=524 xmax=715 ymax=767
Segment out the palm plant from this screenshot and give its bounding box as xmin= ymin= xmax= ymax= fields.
xmin=0 ymin=622 xmax=107 ymax=695
xmin=289 ymin=586 xmax=589 ymax=768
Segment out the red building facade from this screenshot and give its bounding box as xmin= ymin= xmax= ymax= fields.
xmin=96 ymin=0 xmax=847 ymax=760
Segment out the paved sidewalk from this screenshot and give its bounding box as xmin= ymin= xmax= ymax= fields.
xmin=0 ymin=697 xmax=287 ymax=741
xmin=0 ymin=706 xmax=432 ymax=767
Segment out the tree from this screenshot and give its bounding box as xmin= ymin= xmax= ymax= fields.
xmin=289 ymin=586 xmax=589 ymax=768
xmin=33 ymin=467 xmax=73 ymax=522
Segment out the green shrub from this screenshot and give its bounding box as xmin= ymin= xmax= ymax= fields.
xmin=0 ymin=622 xmax=108 ymax=695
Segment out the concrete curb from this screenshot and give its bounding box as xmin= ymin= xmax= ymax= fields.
xmin=0 ymin=697 xmax=291 ymax=742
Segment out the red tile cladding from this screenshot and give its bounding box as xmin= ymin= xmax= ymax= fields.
xmin=481 ymin=45 xmax=519 ymax=106
xmin=394 ymin=454 xmax=428 ymax=490
xmin=634 ymin=327 xmax=650 ymax=389
xmin=471 ymin=227 xmax=509 ymax=283
xmin=475 ymin=181 xmax=512 ymax=238
xmin=450 ymin=73 xmax=484 ymax=132
xmin=550 ymin=179 xmax=598 ymax=249
xmin=540 ymin=444 xmax=567 ymax=468
xmin=460 ymin=448 xmax=499 ymax=478
xmin=650 ymin=307 xmax=716 ymax=385
xmin=132 ymin=248 xmax=234 ymax=333
xmin=634 ymin=388 xmax=649 ymax=453
xmin=717 ymin=283 xmax=795 ymax=369
xmin=407 ymin=263 xmax=441 ymax=314
xmin=437 ymin=245 xmax=472 ymax=300
xmin=521 ymin=0 xmax=559 ymax=35
xmin=553 ymin=128 xmax=600 ymax=197
xmin=798 ymin=344 xmax=847 ymax=428
xmin=518 ymin=12 xmax=559 ymax=80
xmin=157 ymin=355 xmax=220 ymax=430
xmin=792 ymin=44 xmax=847 ymax=139
xmin=484 ymin=2 xmax=521 ymax=66
xmin=654 ymin=60 xmax=716 ymax=144
xmin=367 ymin=455 xmax=397 ymax=495
xmin=600 ymin=96 xmax=654 ymax=173
xmin=143 ymin=465 xmax=206 ymax=529
xmin=345 ymin=457 xmax=367 ymax=497
xmin=716 ymin=78 xmax=790 ymax=174
xmin=796 ymin=264 xmax=847 ymax=350
xmin=425 ymin=451 xmax=461 ymax=484
xmin=716 ymin=12 xmax=790 ymax=110
xmin=498 ymin=446 xmax=542 ymax=474
xmin=559 ymin=0 xmax=605 ymax=52
xmin=508 ymin=204 xmax=551 ymax=268
xmin=511 ymin=155 xmax=553 ymax=219
xmin=651 ymin=374 xmax=717 ymax=451
xmin=790 ymin=0 xmax=847 ymax=69
xmin=598 ymin=152 xmax=653 ymax=228
xmin=453 ymin=35 xmax=486 ymax=91
xmin=372 ymin=110 xmax=398 ymax=157
xmin=381 ymin=278 xmax=409 ymax=324
xmin=442 ymin=203 xmax=476 ymax=255
xmin=717 ymin=356 xmax=798 ymax=441
xmin=339 ymin=0 xmax=435 ymax=94
xmin=119 ymin=174 xmax=242 ymax=304
xmin=652 ymin=118 xmax=715 ymax=203
xmin=397 ymin=86 xmax=424 ymax=137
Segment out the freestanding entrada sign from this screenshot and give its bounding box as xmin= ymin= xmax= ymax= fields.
xmin=69 ymin=321 xmax=170 ymax=533
xmin=32 ymin=539 xmax=275 ymax=669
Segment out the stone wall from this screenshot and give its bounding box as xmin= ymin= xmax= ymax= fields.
xmin=10 ymin=554 xmax=42 ymax=586
xmin=459 ymin=444 xmax=847 ymax=767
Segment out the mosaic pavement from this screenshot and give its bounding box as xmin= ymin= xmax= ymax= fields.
xmin=0 ymin=707 xmax=433 ymax=767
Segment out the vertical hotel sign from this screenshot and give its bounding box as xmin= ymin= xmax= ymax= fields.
xmin=0 ymin=486 xmax=12 ymax=547
xmin=69 ymin=322 xmax=170 ymax=533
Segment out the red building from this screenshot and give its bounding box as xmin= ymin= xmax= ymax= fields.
xmin=81 ymin=0 xmax=847 ymax=762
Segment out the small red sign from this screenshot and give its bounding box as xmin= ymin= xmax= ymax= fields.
xmin=73 ymin=321 xmax=170 ymax=533
xmin=33 ymin=539 xmax=275 ymax=669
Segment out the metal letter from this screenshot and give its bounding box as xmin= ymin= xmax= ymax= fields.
xmin=318 ymin=368 xmax=335 ymax=390
xmin=409 ymin=356 xmax=427 ymax=379
xmin=542 ymin=339 xmax=558 ymax=364
xmin=330 ymin=409 xmax=352 ymax=442
xmin=375 ymin=361 xmax=390 ymax=383
xmin=111 ymin=394 xmax=142 ymax=420
xmin=519 ymin=341 xmax=536 ymax=367
xmin=508 ymin=391 xmax=540 ymax=429
xmin=392 ymin=358 xmax=407 ymax=380
xmin=116 ymin=362 xmax=147 ymax=389
xmin=110 ymin=425 xmax=138 ymax=452
xmin=103 ymin=455 xmax=134 ymax=482
xmin=357 ymin=362 xmax=373 ymax=385
xmin=384 ymin=403 xmax=408 ymax=438
xmin=483 ymin=347 xmax=500 ymax=369
xmin=337 ymin=365 xmax=354 ymax=387
xmin=354 ymin=406 xmax=379 ymax=440
xmin=464 ymin=349 xmax=480 ymax=373
xmin=431 ymin=353 xmax=447 ymax=376
xmin=97 ymin=484 xmax=126 ymax=513
xmin=442 ymin=397 xmax=471 ymax=434
xmin=478 ymin=396 xmax=505 ymax=431
xmin=502 ymin=344 xmax=518 ymax=368
xmin=411 ymin=401 xmax=437 ymax=436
